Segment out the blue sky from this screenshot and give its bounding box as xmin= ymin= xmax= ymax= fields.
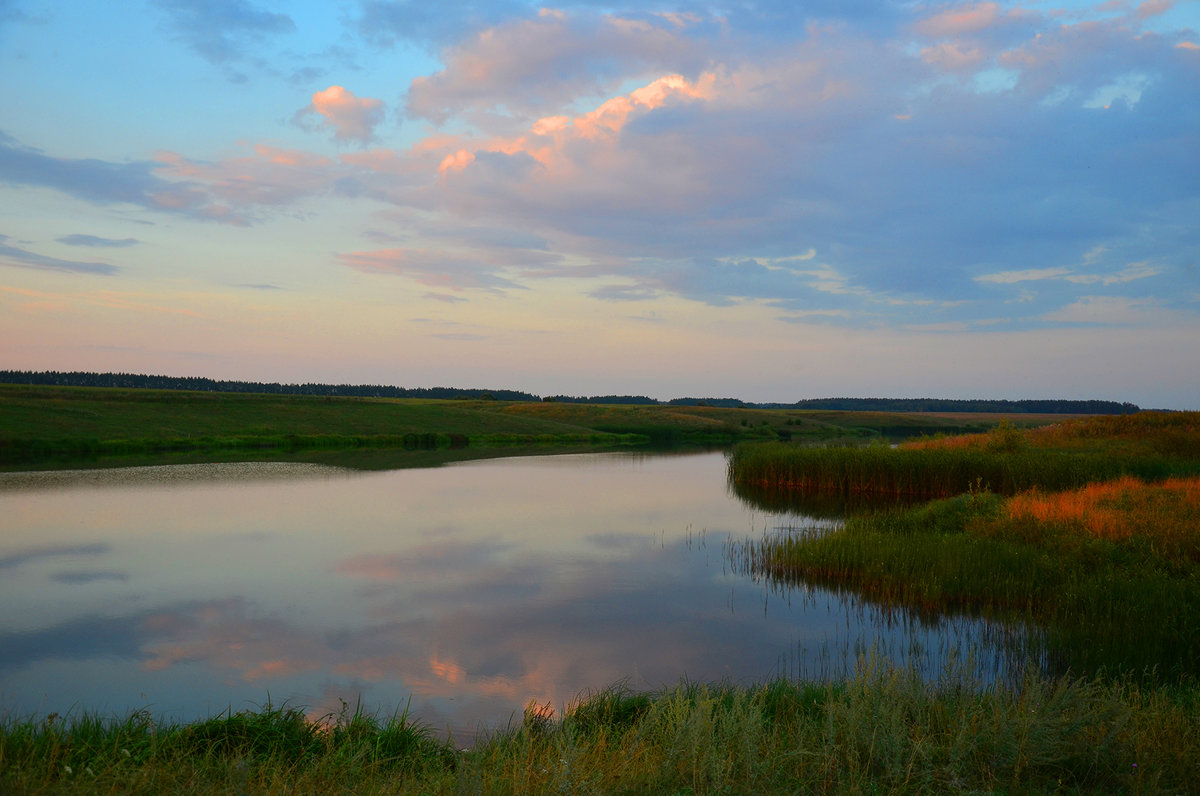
xmin=1 ymin=0 xmax=1197 ymax=407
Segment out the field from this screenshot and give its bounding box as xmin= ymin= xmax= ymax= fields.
xmin=0 ymin=383 xmax=1038 ymax=469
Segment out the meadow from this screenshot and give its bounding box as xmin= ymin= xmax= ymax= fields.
xmin=0 ymin=383 xmax=1030 ymax=469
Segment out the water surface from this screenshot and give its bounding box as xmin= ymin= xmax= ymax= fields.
xmin=0 ymin=452 xmax=1025 ymax=738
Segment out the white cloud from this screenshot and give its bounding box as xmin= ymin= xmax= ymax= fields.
xmin=1041 ymin=295 xmax=1156 ymax=325
xmin=1065 ymin=261 xmax=1163 ymax=285
xmin=976 ymin=267 xmax=1073 ymax=284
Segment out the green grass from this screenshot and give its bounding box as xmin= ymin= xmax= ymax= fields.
xmin=5 ymin=667 xmax=1198 ymax=794
xmin=0 ymin=384 xmax=1038 ymax=468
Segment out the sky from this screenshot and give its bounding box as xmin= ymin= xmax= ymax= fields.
xmin=1 ymin=1 xmax=1197 ymax=408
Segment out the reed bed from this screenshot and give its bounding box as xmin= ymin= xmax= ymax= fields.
xmin=739 ymin=476 xmax=1200 ymax=679
xmin=727 ymin=442 xmax=1164 ymax=499
xmin=5 ymin=667 xmax=1199 ymax=794
xmin=729 ymin=412 xmax=1200 ymax=501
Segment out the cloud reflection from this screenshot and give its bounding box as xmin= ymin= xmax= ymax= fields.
xmin=0 ymin=454 xmax=1034 ymax=734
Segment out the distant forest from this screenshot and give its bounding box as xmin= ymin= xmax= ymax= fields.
xmin=1 ymin=371 xmax=1141 ymax=414
xmin=0 ymin=370 xmax=539 ymax=402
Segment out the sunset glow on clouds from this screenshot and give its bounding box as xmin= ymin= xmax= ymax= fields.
xmin=1 ymin=1 xmax=1197 ymax=407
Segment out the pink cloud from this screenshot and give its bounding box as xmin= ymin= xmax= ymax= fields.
xmin=405 ymin=11 xmax=702 ymax=124
xmin=340 ymin=247 xmax=525 ymax=293
xmin=431 ymin=71 xmax=716 ymax=184
xmin=296 ymin=85 xmax=385 ymax=145
xmin=914 ymin=3 xmax=1004 ymax=37
xmin=920 ymin=41 xmax=987 ymax=71
xmin=154 ymin=145 xmax=338 ymax=211
xmin=573 ymin=73 xmax=715 ymax=138
xmin=1137 ymin=0 xmax=1177 ymax=19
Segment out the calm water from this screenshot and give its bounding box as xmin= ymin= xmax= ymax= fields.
xmin=0 ymin=451 xmax=1027 ymax=738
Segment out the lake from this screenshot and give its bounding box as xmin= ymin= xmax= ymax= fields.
xmin=0 ymin=451 xmax=1029 ymax=740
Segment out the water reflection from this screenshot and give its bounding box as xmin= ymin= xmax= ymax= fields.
xmin=0 ymin=452 xmax=1033 ymax=738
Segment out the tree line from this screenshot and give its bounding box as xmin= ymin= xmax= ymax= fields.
xmin=762 ymin=397 xmax=1142 ymax=414
xmin=0 ymin=371 xmax=1141 ymax=414
xmin=0 ymin=371 xmax=539 ymax=402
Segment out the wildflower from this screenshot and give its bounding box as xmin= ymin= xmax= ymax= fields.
xmin=63 ymin=765 xmax=73 ymax=775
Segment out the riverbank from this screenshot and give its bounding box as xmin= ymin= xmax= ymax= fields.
xmin=0 ymin=384 xmax=1055 ymax=469
xmin=727 ymin=413 xmax=1200 ymax=680
xmin=4 ymin=663 xmax=1198 ymax=795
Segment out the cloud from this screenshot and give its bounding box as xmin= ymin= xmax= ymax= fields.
xmin=912 ymin=2 xmax=1025 ymax=38
xmin=1066 ymin=261 xmax=1164 ymax=285
xmin=151 ymin=0 xmax=295 ymax=67
xmin=339 ymin=248 xmax=527 ymax=293
xmin=0 ymin=542 xmax=110 ymax=571
xmin=51 ymin=571 xmax=129 ymax=584
xmin=0 ymin=132 xmax=242 ymax=223
xmin=353 ymin=0 xmax=527 ymax=48
xmin=295 ymin=86 xmax=386 ymax=145
xmin=977 ymin=261 xmax=1163 ymax=286
xmin=7 ymin=4 xmax=1195 ymax=344
xmin=976 ymin=267 xmax=1074 ymax=284
xmin=57 ymin=234 xmax=140 ymax=248
xmin=405 ymin=11 xmax=705 ymax=124
xmin=0 ymin=614 xmax=146 ymax=671
xmin=1137 ymin=0 xmax=1178 ymax=20
xmin=0 ymin=235 xmax=119 ymax=275
xmin=152 ymin=144 xmax=340 ymax=214
xmin=1040 ymin=295 xmax=1159 ymax=325
xmin=347 ymin=6 xmax=1196 ymax=326
xmin=0 ymin=0 xmax=31 ymax=29
xmin=424 ymin=292 xmax=467 ymax=304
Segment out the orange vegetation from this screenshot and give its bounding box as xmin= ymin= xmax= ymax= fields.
xmin=1004 ymin=476 xmax=1200 ymax=550
xmin=902 ymin=431 xmax=987 ymax=451
xmin=904 ymin=411 xmax=1200 ymax=458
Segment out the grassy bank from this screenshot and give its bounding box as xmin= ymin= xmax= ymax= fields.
xmin=729 ymin=413 xmax=1200 ymax=499
xmin=5 ymin=666 xmax=1199 ymax=795
xmin=0 ymin=384 xmax=1036 ymax=469
xmin=729 ymin=414 xmax=1200 ymax=679
xmin=734 ymin=477 xmax=1200 ymax=679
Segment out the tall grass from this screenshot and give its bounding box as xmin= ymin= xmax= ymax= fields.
xmin=736 ymin=477 xmax=1200 ymax=679
xmin=907 ymin=412 xmax=1200 ymax=459
xmin=728 ymin=441 xmax=1168 ymax=499
xmin=729 ymin=412 xmax=1200 ymax=500
xmin=6 ymin=668 xmax=1198 ymax=794
xmin=0 ymin=700 xmax=455 ymax=794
